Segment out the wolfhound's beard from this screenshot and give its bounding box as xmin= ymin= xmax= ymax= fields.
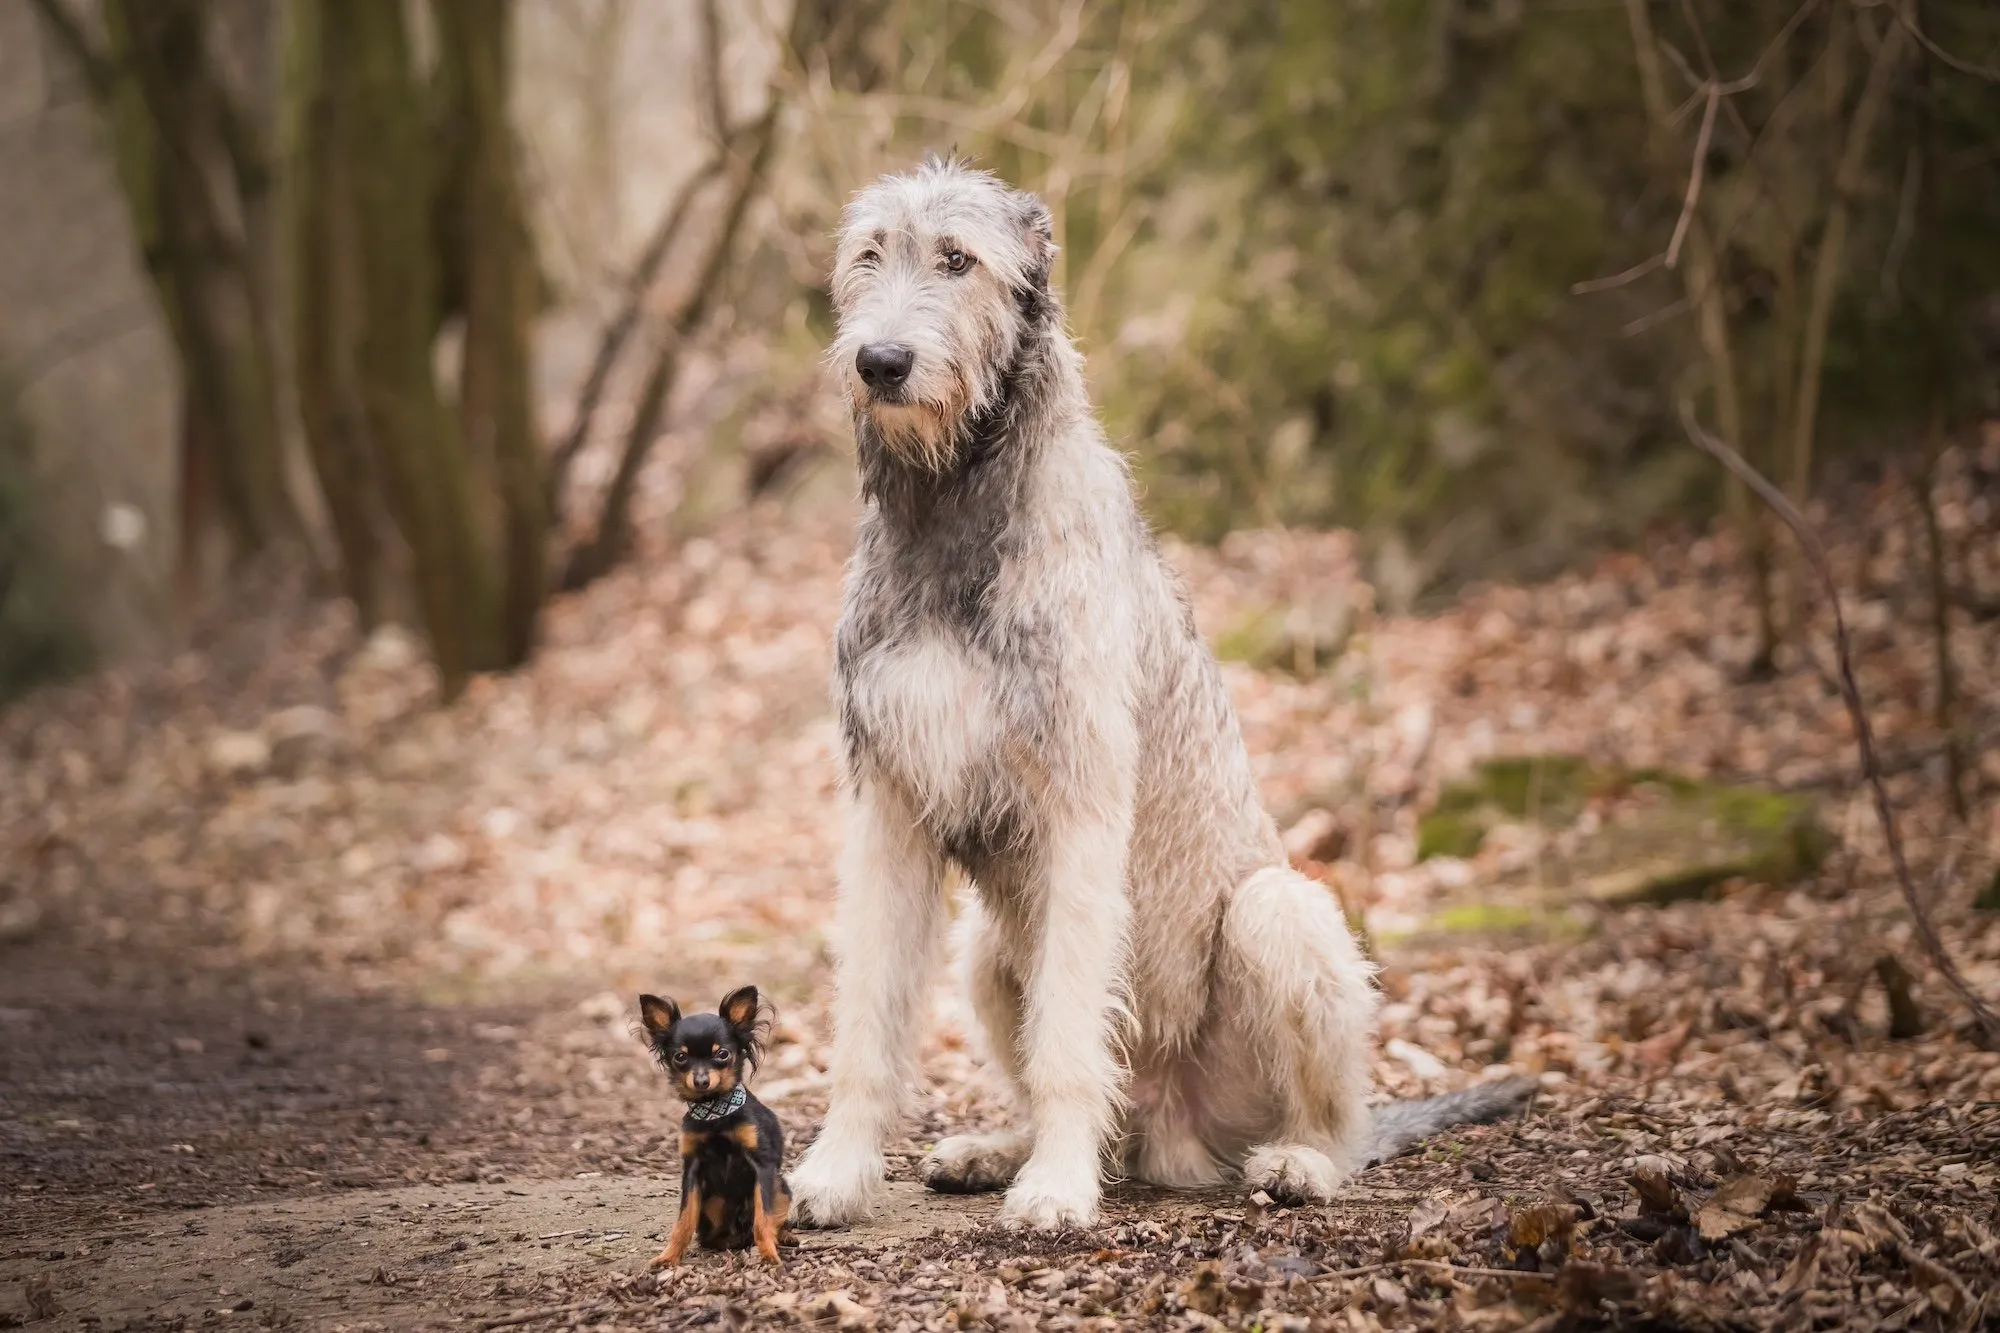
xmin=863 ymin=398 xmax=964 ymax=473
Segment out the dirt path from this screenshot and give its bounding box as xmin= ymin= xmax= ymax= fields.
xmin=0 ymin=941 xmax=997 ymax=1329
xmin=5 ymin=1178 xmax=989 ymax=1330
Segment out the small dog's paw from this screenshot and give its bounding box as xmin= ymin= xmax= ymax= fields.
xmin=1242 ymin=1142 xmax=1343 ymax=1205
xmin=919 ymin=1132 xmax=1028 ymax=1195
xmin=648 ymin=1248 xmax=679 ymax=1270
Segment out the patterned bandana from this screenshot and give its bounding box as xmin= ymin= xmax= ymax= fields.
xmin=684 ymin=1086 xmax=748 ymax=1122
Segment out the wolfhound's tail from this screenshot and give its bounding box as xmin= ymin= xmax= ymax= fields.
xmin=1362 ymin=1076 xmax=1536 ymax=1167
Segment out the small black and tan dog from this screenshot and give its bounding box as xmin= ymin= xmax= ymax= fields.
xmin=638 ymin=986 xmax=790 ymax=1266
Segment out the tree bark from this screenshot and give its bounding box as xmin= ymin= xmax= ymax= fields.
xmin=324 ymin=0 xmax=501 ymax=698
xmin=106 ymin=0 xmax=300 ymax=560
xmin=434 ymin=0 xmax=548 ymax=666
xmin=291 ymin=0 xmax=390 ymax=627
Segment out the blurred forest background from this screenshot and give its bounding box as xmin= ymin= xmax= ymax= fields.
xmin=4 ymin=5 xmax=2000 ymax=1326
xmin=0 ymin=0 xmax=1996 ymax=701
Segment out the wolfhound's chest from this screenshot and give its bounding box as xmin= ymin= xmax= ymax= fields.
xmin=837 ymin=630 xmax=1009 ymax=816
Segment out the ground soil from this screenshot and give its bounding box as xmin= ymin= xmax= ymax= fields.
xmin=5 ymin=445 xmax=2000 ymax=1330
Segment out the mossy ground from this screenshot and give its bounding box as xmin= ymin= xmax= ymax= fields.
xmin=1417 ymin=756 xmax=1830 ymax=906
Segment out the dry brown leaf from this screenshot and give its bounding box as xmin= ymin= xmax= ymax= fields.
xmin=1696 ymin=1174 xmax=1776 ymax=1241
xmin=1371 ymin=1275 xmax=1410 ymax=1310
xmin=1508 ymin=1202 xmax=1581 ymax=1250
xmin=1410 ymin=1194 xmax=1452 ymax=1236
xmin=1630 ymin=1155 xmax=1682 ymax=1218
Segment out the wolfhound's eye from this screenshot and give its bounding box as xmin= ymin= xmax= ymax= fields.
xmin=943 ymin=249 xmax=972 ymax=274
xmin=857 ymin=248 xmax=880 ymax=267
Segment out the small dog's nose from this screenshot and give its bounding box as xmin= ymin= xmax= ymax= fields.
xmin=856 ymin=343 xmax=915 ymax=391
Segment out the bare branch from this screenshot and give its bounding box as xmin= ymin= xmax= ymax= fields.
xmin=696 ymin=0 xmax=731 ymax=143
xmin=1572 ymin=252 xmax=1666 ymax=296
xmin=560 ymin=106 xmax=782 ymax=592
xmin=1665 ymin=88 xmax=1719 ymax=270
xmin=26 ymin=0 xmax=116 ymax=101
xmin=1894 ymin=3 xmax=2000 ymax=82
xmin=546 ymin=151 xmax=731 ymax=513
xmin=1787 ymin=6 xmax=1910 ymax=498
xmin=1676 ymin=392 xmax=2000 ymax=1049
xmin=1622 ymin=295 xmax=1691 ymax=337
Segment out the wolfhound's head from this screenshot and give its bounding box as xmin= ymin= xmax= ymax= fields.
xmin=829 ymin=156 xmax=1058 ymax=472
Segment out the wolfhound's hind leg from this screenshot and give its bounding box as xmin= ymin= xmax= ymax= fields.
xmin=1220 ymin=866 xmax=1379 ymax=1203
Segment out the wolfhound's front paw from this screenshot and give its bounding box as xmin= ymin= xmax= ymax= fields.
xmin=998 ymin=1165 xmax=1100 ymax=1230
xmin=786 ymin=1147 xmax=884 ymax=1228
xmin=919 ymin=1132 xmax=1030 ymax=1195
xmin=1242 ymin=1142 xmax=1344 ymax=1205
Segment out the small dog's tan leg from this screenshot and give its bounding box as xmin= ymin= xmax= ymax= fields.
xmin=652 ymin=1184 xmax=701 ymax=1268
xmin=752 ymin=1172 xmax=784 ymax=1264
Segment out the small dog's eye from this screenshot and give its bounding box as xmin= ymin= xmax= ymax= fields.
xmin=943 ymin=249 xmax=972 ymax=275
xmin=714 ymin=1049 xmax=731 ymax=1063
xmin=672 ymin=1050 xmax=689 ymax=1066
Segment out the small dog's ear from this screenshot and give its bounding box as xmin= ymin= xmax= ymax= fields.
xmin=718 ymin=986 xmax=760 ymax=1031
xmin=638 ymin=994 xmax=680 ymax=1034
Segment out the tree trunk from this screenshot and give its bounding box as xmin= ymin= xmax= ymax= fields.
xmin=322 ymin=0 xmax=501 ymax=699
xmin=106 ymin=0 xmax=300 ymax=561
xmin=434 ymin=0 xmax=547 ymax=665
xmin=291 ymin=0 xmax=390 ymax=627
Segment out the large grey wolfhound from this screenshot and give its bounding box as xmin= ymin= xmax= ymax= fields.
xmin=787 ymin=157 xmax=1528 ymax=1230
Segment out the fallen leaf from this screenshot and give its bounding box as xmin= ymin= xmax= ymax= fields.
xmin=1410 ymin=1194 xmax=1451 ymax=1236
xmin=1448 ymin=1196 xmax=1507 ymax=1233
xmin=809 ymin=1290 xmax=876 ymax=1331
xmin=1180 ymin=1263 xmax=1225 ymax=1315
xmin=1508 ymin=1202 xmax=1581 ymax=1249
xmin=1848 ymin=1202 xmax=1913 ymax=1253
xmin=1370 ymin=1275 xmax=1409 ymax=1309
xmin=1630 ymin=1155 xmax=1682 ymax=1218
xmin=1696 ymin=1175 xmax=1775 ymax=1241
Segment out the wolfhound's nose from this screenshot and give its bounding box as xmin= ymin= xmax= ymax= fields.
xmin=856 ymin=343 xmax=915 ymax=391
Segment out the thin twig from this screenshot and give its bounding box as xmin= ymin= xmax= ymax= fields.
xmin=24 ymin=0 xmax=115 ymax=100
xmin=478 ymin=1302 xmax=602 ymax=1330
xmin=1676 ymin=393 xmax=2000 ymax=1048
xmin=1623 ymin=296 xmax=1692 ymax=338
xmin=1665 ymin=88 xmax=1719 ymax=270
xmin=1572 ymin=252 xmax=1666 ymax=296
xmin=1892 ymin=3 xmax=2000 ymax=82
xmin=1313 ymin=1259 xmax=1557 ymax=1285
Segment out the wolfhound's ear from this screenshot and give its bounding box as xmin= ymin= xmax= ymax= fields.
xmin=1013 ymin=191 xmax=1056 ymax=249
xmin=1011 ymin=191 xmax=1058 ymax=303
xmin=638 ymin=994 xmax=680 ymax=1034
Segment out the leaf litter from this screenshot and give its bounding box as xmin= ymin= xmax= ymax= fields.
xmin=0 ymin=437 xmax=1998 ymax=1327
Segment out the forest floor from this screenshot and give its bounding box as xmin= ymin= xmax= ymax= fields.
xmin=3 ymin=436 xmax=2000 ymax=1332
